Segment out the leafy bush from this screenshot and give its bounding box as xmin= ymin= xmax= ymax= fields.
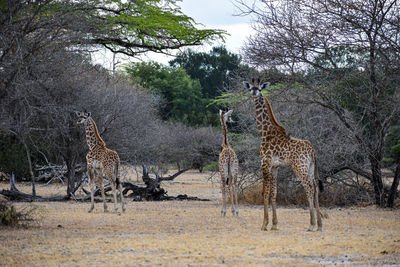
xmin=203 ymin=161 xmax=219 ymax=172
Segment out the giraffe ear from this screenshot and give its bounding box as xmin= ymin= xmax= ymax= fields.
xmin=243 ymin=81 xmax=251 ymax=90
xmin=226 ymin=110 xmax=233 ymax=116
xmin=74 ymin=111 xmax=81 ymax=116
xmin=86 ymin=112 xmax=91 ymax=118
xmin=261 ymin=82 xmax=270 ymax=90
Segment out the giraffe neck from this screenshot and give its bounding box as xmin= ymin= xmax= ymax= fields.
xmin=220 ymin=115 xmax=230 ymax=148
xmin=84 ymin=117 xmax=105 ymax=150
xmin=253 ymin=94 xmax=287 ymax=139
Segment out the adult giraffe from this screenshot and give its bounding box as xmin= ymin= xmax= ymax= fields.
xmin=243 ymin=79 xmax=323 ymax=231
xmin=76 ymin=111 xmax=126 ymax=213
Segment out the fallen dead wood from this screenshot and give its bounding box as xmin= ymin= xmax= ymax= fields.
xmin=163 ymin=194 xmax=210 ymax=201
xmin=156 ymin=168 xmax=190 ymax=182
xmin=0 ymin=189 xmax=69 ymax=202
xmin=0 ymin=173 xmax=84 ymax=202
xmin=1 ymin=165 xmax=209 ymax=202
xmin=0 ymin=173 xmax=69 ymax=202
xmin=35 ymin=163 xmax=87 ymax=184
xmin=80 ymin=165 xmax=206 ymax=201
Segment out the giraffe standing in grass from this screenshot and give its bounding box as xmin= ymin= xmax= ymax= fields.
xmin=218 ymin=110 xmax=239 ymax=217
xmin=76 ymin=111 xmax=126 ymax=213
xmin=243 ymin=80 xmax=323 ymax=231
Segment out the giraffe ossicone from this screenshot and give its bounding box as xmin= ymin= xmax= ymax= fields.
xmin=242 ymin=80 xmax=323 ymax=231
xmin=76 ymin=111 xmax=126 ymax=214
xmin=218 ymin=109 xmax=239 ymax=217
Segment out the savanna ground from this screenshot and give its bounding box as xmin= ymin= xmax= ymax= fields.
xmin=1 ymin=170 xmax=400 ymax=266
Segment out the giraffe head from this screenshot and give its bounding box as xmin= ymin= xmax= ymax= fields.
xmin=75 ymin=111 xmax=91 ymax=125
xmin=243 ymin=79 xmax=270 ymax=98
xmin=219 ymin=109 xmax=234 ymax=125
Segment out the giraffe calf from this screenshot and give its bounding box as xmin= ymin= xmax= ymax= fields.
xmin=218 ymin=110 xmax=239 ymax=217
xmin=76 ymin=111 xmax=126 ymax=214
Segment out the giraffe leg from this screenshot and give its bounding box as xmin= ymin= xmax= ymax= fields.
xmin=88 ymin=166 xmax=95 ymax=213
xmin=99 ymin=176 xmax=108 ymax=213
xmin=232 ymin=160 xmax=239 ymax=217
xmin=119 ymin=183 xmax=126 ymax=213
xmin=270 ymin=167 xmax=278 ymax=231
xmin=305 ymin=185 xmax=316 ymax=231
xmin=229 ymin=176 xmax=236 ymax=216
xmin=110 ymin=181 xmax=118 ymax=213
xmin=234 ymin=180 xmax=239 ymax=217
xmin=261 ymin=166 xmax=271 ymax=231
xmin=293 ymin=162 xmax=317 ymax=231
xmin=314 ymin=183 xmax=322 ymax=231
xmin=220 ymin=176 xmax=227 ymax=217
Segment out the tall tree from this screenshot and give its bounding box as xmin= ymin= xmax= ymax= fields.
xmin=170 ymin=46 xmax=244 ymax=99
xmin=237 ymin=0 xmax=400 ymax=206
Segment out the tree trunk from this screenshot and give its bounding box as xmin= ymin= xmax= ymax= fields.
xmin=22 ymin=139 xmax=36 ymax=198
xmin=65 ymin=156 xmax=77 ymax=199
xmin=369 ymin=155 xmax=384 ymax=207
xmin=387 ymin=159 xmax=400 ymax=208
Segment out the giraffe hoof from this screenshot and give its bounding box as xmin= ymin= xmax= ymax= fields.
xmin=317 ymin=227 xmax=322 ymax=232
xmin=307 ymin=226 xmax=315 ymax=232
xmin=261 ymin=225 xmax=268 ymax=231
xmin=271 ymin=225 xmax=278 ymax=231
xmin=220 ymin=211 xmax=226 ymax=217
xmin=88 ymin=209 xmax=93 ymax=213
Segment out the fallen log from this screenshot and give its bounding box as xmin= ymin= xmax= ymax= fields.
xmin=0 ymin=189 xmax=69 ymax=202
xmin=79 ymin=165 xmax=196 ymax=201
xmin=157 ymin=168 xmax=190 ymax=182
xmin=1 ymin=165 xmax=209 ymax=202
xmin=0 ymin=173 xmax=69 ymax=201
xmin=81 ymin=165 xmax=167 ymax=201
xmin=1 ymin=173 xmax=82 ymax=202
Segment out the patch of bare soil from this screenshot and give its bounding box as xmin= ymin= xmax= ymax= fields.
xmin=1 ymin=170 xmax=400 ymax=266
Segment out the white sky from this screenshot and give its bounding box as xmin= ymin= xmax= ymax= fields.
xmin=93 ymin=0 xmax=255 ymax=69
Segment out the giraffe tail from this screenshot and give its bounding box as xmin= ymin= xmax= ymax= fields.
xmin=314 ymin=155 xmax=324 ymax=193
xmin=115 ymin=160 xmax=120 ymax=187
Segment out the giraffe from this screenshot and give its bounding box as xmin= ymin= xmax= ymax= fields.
xmin=218 ymin=110 xmax=239 ymax=217
xmin=76 ymin=111 xmax=126 ymax=213
xmin=243 ymin=79 xmax=323 ymax=231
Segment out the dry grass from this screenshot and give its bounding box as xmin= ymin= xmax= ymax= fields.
xmin=1 ymin=170 xmax=400 ymax=266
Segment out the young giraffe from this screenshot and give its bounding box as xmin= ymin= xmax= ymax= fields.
xmin=218 ymin=110 xmax=239 ymax=217
xmin=243 ymin=80 xmax=323 ymax=231
xmin=76 ymin=111 xmax=126 ymax=213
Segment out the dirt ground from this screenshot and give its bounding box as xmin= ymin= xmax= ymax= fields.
xmin=1 ymin=170 xmax=400 ymax=266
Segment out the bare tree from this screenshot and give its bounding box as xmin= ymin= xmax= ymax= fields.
xmin=236 ymin=0 xmax=400 ymax=207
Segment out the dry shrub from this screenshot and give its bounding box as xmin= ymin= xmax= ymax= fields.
xmin=238 ymin=182 xmax=263 ymax=205
xmin=238 ymin=180 xmax=372 ymax=207
xmin=0 ymin=201 xmax=46 ymax=227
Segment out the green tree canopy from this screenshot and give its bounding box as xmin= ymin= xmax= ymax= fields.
xmin=125 ymin=62 xmax=213 ymax=125
xmin=0 ymin=0 xmax=226 ymax=62
xmin=169 ymin=46 xmax=244 ymax=99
